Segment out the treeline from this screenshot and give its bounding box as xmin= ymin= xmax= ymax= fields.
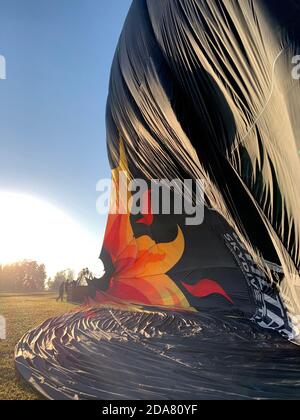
xmin=46 ymin=268 xmax=92 ymax=291
xmin=47 ymin=269 xmax=74 ymax=291
xmin=0 ymin=261 xmax=47 ymax=292
xmin=0 ymin=262 xmax=94 ymax=293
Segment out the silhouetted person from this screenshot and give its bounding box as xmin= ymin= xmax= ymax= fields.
xmin=56 ymin=282 xmax=65 ymax=302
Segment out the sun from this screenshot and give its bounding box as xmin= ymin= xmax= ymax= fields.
xmin=0 ymin=192 xmax=102 ymax=276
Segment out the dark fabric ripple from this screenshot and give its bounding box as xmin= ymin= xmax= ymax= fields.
xmin=15 ymin=307 xmax=300 ymax=400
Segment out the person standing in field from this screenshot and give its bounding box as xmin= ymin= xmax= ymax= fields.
xmin=56 ymin=282 xmax=65 ymax=302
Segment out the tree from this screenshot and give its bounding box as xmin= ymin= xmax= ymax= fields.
xmin=0 ymin=261 xmax=47 ymax=292
xmin=48 ymin=269 xmax=74 ymax=291
xmin=22 ymin=261 xmax=47 ymax=292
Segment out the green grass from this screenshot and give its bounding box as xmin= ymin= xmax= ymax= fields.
xmin=0 ymin=293 xmax=75 ymax=400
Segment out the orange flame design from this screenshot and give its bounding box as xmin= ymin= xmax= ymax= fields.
xmin=95 ymin=140 xmax=233 ymax=310
xmin=95 ymin=141 xmax=191 ymax=309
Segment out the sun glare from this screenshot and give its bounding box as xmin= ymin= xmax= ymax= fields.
xmin=0 ymin=192 xmax=102 ymax=276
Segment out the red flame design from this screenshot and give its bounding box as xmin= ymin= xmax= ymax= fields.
xmin=182 ymin=279 xmax=234 ymax=304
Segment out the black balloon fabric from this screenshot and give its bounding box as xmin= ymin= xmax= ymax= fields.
xmin=15 ymin=0 xmax=300 ymax=400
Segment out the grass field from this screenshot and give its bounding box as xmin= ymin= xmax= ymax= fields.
xmin=0 ymin=293 xmax=75 ymax=400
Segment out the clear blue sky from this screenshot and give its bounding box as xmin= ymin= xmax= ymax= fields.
xmin=0 ymin=0 xmax=132 ymax=247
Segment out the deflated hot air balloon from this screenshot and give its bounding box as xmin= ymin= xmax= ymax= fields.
xmin=16 ymin=0 xmax=300 ymax=400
